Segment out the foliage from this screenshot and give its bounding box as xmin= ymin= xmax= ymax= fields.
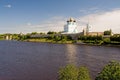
xmin=18 ymin=34 xmax=30 ymax=41
xmin=12 ymin=34 xmax=20 ymax=40
xmin=95 ymin=61 xmax=120 ymax=80
xmin=110 ymin=35 xmax=120 ymax=42
xmin=78 ymin=66 xmax=91 ymax=80
xmin=54 ymin=36 xmax=61 ymax=41
xmin=40 ymin=32 xmax=45 ymax=35
xmin=58 ymin=64 xmax=78 ymax=80
xmin=2 ymin=30 xmax=119 ymax=45
xmin=78 ymin=36 xmax=103 ymax=44
xmin=66 ymin=35 xmax=73 ymax=41
xmin=104 ymin=30 xmax=111 ymax=35
xmin=47 ymin=34 xmax=54 ymax=40
xmin=47 ymin=31 xmax=57 ymax=34
xmin=78 ymin=36 xmax=103 ymax=41
xmin=31 ymin=32 xmax=38 ymax=35
xmin=0 ymin=34 xmax=4 ymax=40
xmin=58 ymin=64 xmax=91 ymax=80
xmin=78 ymin=36 xmax=87 ymax=40
xmin=46 ymin=35 xmax=72 ymax=42
xmin=103 ymin=38 xmax=111 ymax=44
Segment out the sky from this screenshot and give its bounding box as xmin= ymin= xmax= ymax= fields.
xmin=0 ymin=0 xmax=120 ymax=34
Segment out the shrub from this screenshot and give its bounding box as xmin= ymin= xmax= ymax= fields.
xmin=78 ymin=66 xmax=91 ymax=80
xmin=58 ymin=64 xmax=91 ymax=80
xmin=58 ymin=64 xmax=78 ymax=80
xmin=103 ymin=38 xmax=111 ymax=44
xmin=95 ymin=61 xmax=120 ymax=80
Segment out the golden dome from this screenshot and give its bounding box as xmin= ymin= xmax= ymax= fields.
xmin=67 ymin=17 xmax=76 ymax=22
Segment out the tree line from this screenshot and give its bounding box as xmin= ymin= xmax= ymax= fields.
xmin=0 ymin=31 xmax=120 ymax=45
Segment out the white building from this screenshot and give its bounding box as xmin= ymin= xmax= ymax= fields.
xmin=63 ymin=18 xmax=78 ymax=34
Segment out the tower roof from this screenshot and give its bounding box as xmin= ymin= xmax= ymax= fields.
xmin=67 ymin=17 xmax=76 ymax=22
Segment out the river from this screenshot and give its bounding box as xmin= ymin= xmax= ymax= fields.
xmin=0 ymin=40 xmax=120 ymax=80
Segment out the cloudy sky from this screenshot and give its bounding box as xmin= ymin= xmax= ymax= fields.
xmin=0 ymin=0 xmax=120 ymax=33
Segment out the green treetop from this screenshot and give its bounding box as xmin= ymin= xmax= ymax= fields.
xmin=96 ymin=61 xmax=120 ymax=80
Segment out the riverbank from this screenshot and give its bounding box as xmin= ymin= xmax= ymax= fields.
xmin=22 ymin=39 xmax=120 ymax=47
xmin=24 ymin=39 xmax=73 ymax=44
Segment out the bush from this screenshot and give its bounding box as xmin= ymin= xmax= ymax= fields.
xmin=58 ymin=64 xmax=78 ymax=80
xmin=78 ymin=66 xmax=91 ymax=80
xmin=110 ymin=36 xmax=120 ymax=42
xmin=103 ymin=38 xmax=111 ymax=44
xmin=95 ymin=61 xmax=120 ymax=80
xmin=58 ymin=64 xmax=91 ymax=80
xmin=104 ymin=30 xmax=111 ymax=35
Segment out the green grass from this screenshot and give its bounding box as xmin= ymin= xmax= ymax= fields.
xmin=25 ymin=39 xmax=73 ymax=44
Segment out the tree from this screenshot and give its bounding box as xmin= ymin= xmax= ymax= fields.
xmin=40 ymin=32 xmax=45 ymax=35
xmin=67 ymin=35 xmax=73 ymax=40
xmin=58 ymin=64 xmax=91 ymax=80
xmin=54 ymin=36 xmax=61 ymax=41
xmin=95 ymin=61 xmax=120 ymax=80
xmin=0 ymin=34 xmax=4 ymax=40
xmin=31 ymin=32 xmax=38 ymax=35
xmin=47 ymin=34 xmax=54 ymax=40
xmin=110 ymin=35 xmax=120 ymax=42
xmin=78 ymin=66 xmax=91 ymax=80
xmin=12 ymin=34 xmax=19 ymax=40
xmin=47 ymin=31 xmax=57 ymax=34
xmin=61 ymin=35 xmax=67 ymax=41
xmin=104 ymin=30 xmax=111 ymax=35
xmin=58 ymin=64 xmax=79 ymax=80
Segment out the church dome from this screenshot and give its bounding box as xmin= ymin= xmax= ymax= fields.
xmin=67 ymin=17 xmax=76 ymax=22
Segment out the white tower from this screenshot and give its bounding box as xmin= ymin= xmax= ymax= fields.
xmin=86 ymin=23 xmax=90 ymax=33
xmin=64 ymin=18 xmax=78 ymax=34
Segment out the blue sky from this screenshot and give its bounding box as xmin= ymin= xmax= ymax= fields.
xmin=0 ymin=0 xmax=120 ymax=33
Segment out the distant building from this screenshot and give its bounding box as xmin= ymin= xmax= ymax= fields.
xmin=5 ymin=35 xmax=12 ymax=40
xmin=63 ymin=18 xmax=78 ymax=34
xmin=87 ymin=32 xmax=104 ymax=36
xmin=82 ymin=24 xmax=104 ymax=36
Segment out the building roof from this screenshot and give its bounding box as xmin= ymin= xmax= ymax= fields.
xmin=67 ymin=18 xmax=76 ymax=22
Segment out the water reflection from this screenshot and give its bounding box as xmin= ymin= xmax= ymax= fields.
xmin=64 ymin=44 xmax=78 ymax=65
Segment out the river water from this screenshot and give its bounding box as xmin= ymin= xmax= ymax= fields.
xmin=0 ymin=40 xmax=120 ymax=80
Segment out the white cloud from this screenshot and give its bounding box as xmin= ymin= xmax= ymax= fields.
xmin=37 ymin=17 xmax=66 ymax=32
xmin=77 ymin=9 xmax=120 ymax=33
xmin=27 ymin=22 xmax=32 ymax=26
xmin=4 ymin=4 xmax=12 ymax=8
xmin=13 ymin=16 xmax=67 ymax=33
xmin=12 ymin=9 xmax=120 ymax=34
xmin=79 ymin=7 xmax=100 ymax=14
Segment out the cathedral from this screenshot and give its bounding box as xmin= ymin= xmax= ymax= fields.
xmin=63 ymin=18 xmax=78 ymax=34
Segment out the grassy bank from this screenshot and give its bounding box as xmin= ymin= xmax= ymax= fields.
xmin=25 ymin=39 xmax=73 ymax=44
xmin=23 ymin=38 xmax=120 ymax=46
